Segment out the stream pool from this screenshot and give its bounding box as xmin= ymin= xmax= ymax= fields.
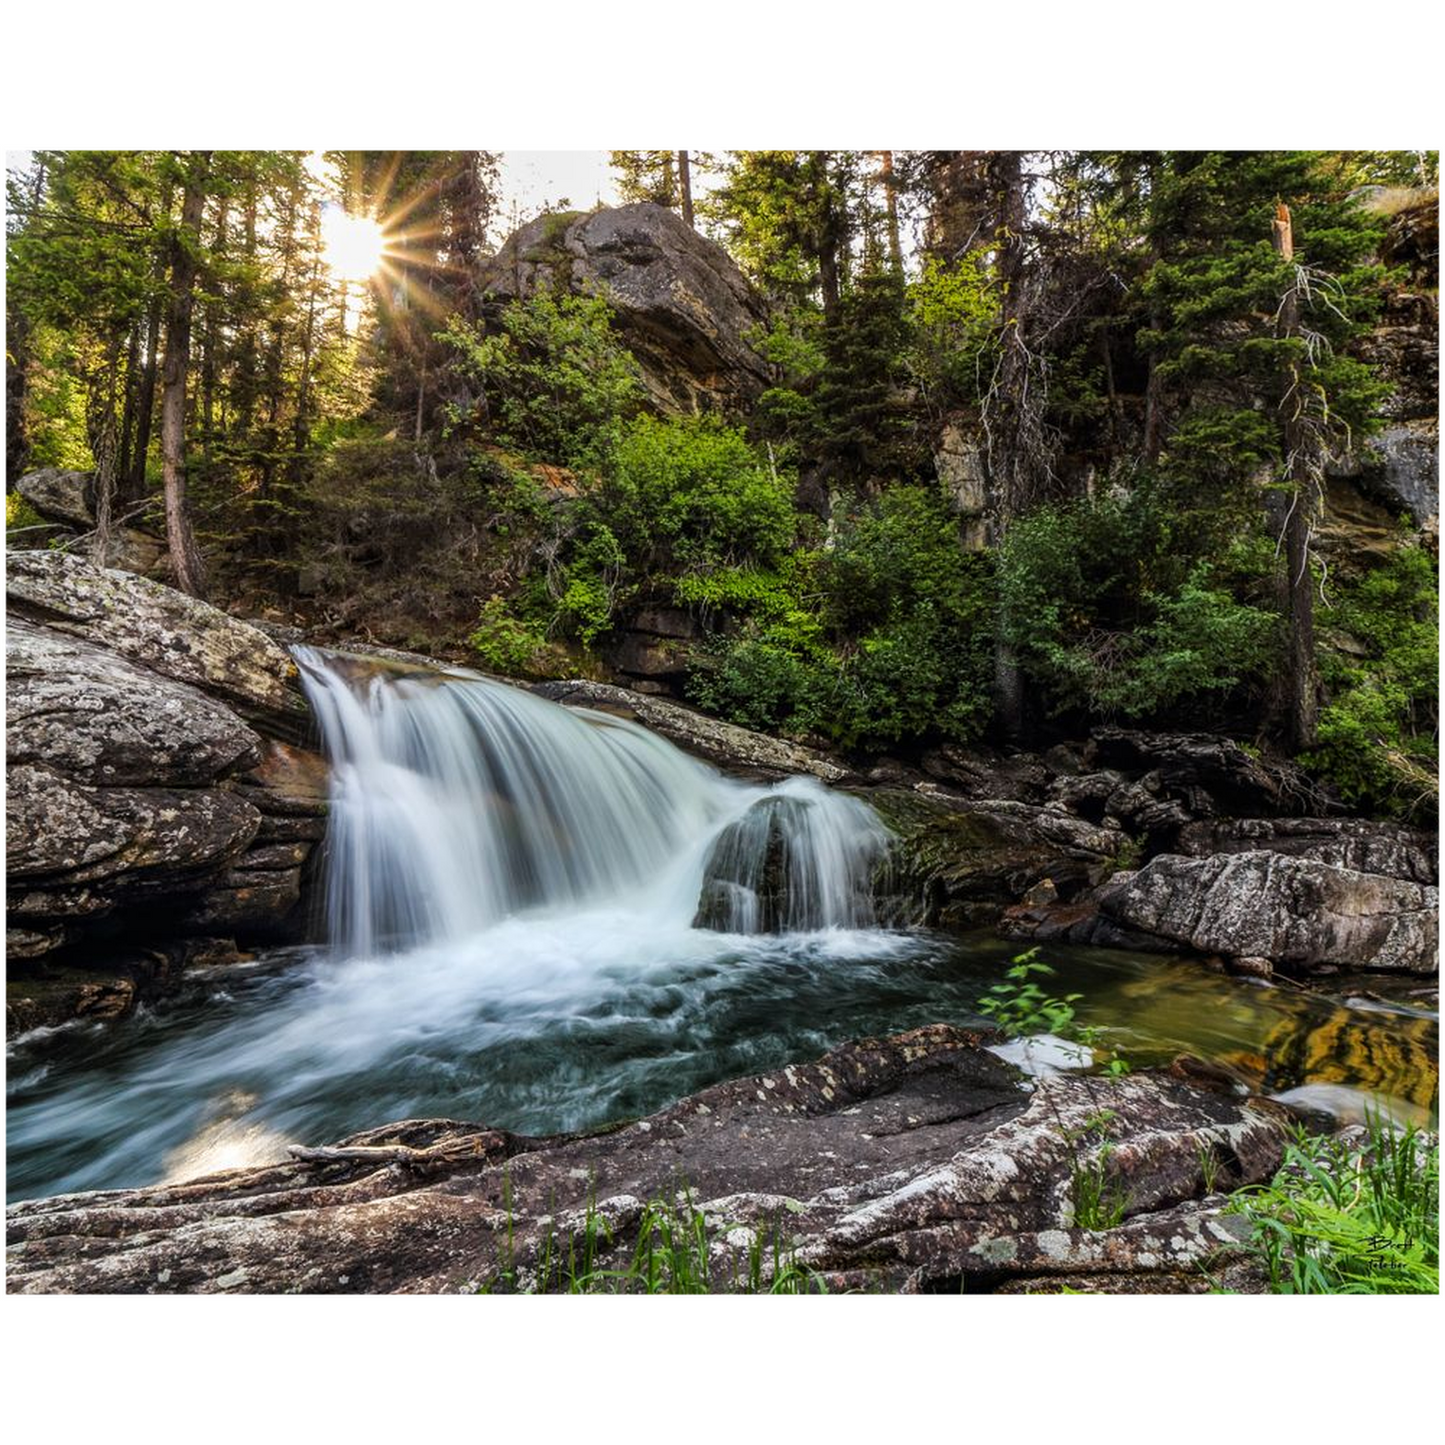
xmin=7 ymin=922 xmax=1437 ymax=1202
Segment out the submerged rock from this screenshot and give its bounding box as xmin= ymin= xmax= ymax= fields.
xmin=1096 ymin=851 xmax=1439 ymax=974
xmin=693 ymin=793 xmax=888 ymax=932
xmin=5 ymin=1025 xmax=1290 ymax=1295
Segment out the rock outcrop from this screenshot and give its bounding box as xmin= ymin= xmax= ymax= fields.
xmin=1095 ymin=851 xmax=1438 ymax=974
xmin=12 ymin=468 xmax=169 ymax=574
xmin=1176 ymin=817 xmax=1437 ymax=885
xmin=869 ymin=789 xmax=1129 ymax=929
xmin=5 ymin=553 xmax=327 ymax=1019
xmin=478 ymin=203 xmax=770 ymax=414
xmin=5 ymin=1025 xmax=1291 ymax=1294
xmin=532 ymin=677 xmax=854 ymax=784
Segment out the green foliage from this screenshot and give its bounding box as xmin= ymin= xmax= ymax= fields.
xmin=1066 ymin=1113 xmax=1131 ymax=1230
xmin=5 ymin=491 xmax=47 ymax=534
xmin=999 ymin=484 xmax=1280 ymax=721
xmin=440 ymin=291 xmax=644 ymax=468
xmin=687 ymin=486 xmax=994 ymax=751
xmin=906 ymin=253 xmax=996 ymax=404
xmin=1228 ymin=1115 xmax=1439 ymax=1293
xmin=468 ymin=595 xmax=551 ymax=676
xmin=1305 ymin=541 xmax=1439 ymax=819
xmin=977 ymin=951 xmax=1085 ymax=1039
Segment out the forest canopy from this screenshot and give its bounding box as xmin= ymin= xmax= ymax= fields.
xmin=6 ymin=148 xmax=1439 ymax=818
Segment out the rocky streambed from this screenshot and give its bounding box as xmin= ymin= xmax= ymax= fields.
xmin=8 ymin=1024 xmax=1293 ymax=1295
xmin=4 ymin=547 xmax=1439 ymax=1293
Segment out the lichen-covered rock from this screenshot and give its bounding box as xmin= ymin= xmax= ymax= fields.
xmin=5 ymin=565 xmax=326 ymax=993
xmin=6 ymin=550 xmax=310 ymax=741
xmin=7 ymin=620 xmax=262 ymax=787
xmin=1177 ymin=817 xmax=1437 ymax=885
xmin=479 ymin=203 xmax=770 ymax=414
xmin=15 ymin=468 xmax=94 ymax=528
xmin=869 ymin=789 xmax=1129 ymax=927
xmin=533 ymin=678 xmax=854 ymax=784
xmin=4 ymin=1026 xmax=1289 ymax=1294
xmin=1096 ymin=851 xmax=1439 ymax=973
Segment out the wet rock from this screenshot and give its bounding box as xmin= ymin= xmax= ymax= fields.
xmin=4 ymin=1025 xmax=1290 ymax=1294
xmin=1177 ymin=817 xmax=1437 ymax=885
xmin=479 ymin=203 xmax=770 ymax=415
xmin=869 ymin=789 xmax=1129 ymax=928
xmin=533 ymin=678 xmax=854 ymax=785
xmin=1096 ymin=851 xmax=1439 ymax=974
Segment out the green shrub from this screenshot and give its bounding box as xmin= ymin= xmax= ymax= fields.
xmin=687 ymin=486 xmax=994 ymax=751
xmin=440 ymin=292 xmax=644 ymax=468
xmin=468 ymin=596 xmax=551 ymax=676
xmin=1305 ymin=540 xmax=1438 ymax=819
xmin=999 ymin=483 xmax=1280 ymax=721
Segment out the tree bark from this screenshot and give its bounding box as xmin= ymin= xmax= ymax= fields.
xmin=159 ymin=152 xmax=210 ymax=598
xmin=1272 ymin=202 xmax=1318 ymax=750
xmin=879 ymin=150 xmax=904 ymax=272
xmin=678 ymin=150 xmax=694 ymax=228
xmin=989 ymin=151 xmax=1030 ymax=739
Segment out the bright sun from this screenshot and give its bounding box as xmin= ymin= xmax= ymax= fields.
xmin=321 ymin=205 xmax=385 ymax=282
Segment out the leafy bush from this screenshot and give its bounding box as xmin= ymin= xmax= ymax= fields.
xmin=688 ymin=486 xmax=994 ymax=751
xmin=998 ymin=483 xmax=1280 ymax=721
xmin=1305 ymin=540 xmax=1438 ymax=819
xmin=440 ymin=292 xmax=644 ymax=467
xmin=591 ymin=413 xmax=797 ymax=578
xmin=468 ymin=595 xmax=551 ymax=676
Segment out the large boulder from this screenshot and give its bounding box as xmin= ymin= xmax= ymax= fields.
xmin=5 ymin=557 xmax=328 ymax=1009
xmin=1176 ymin=817 xmax=1437 ymax=886
xmin=5 ymin=1026 xmax=1290 ymax=1294
xmin=15 ymin=468 xmax=94 ymax=528
xmin=868 ymin=789 xmax=1129 ymax=928
xmin=479 ymin=203 xmax=770 ymax=414
xmin=1096 ymin=851 xmax=1438 ymax=974
xmin=7 ymin=550 xmax=310 ymax=742
xmin=12 ymin=469 xmax=169 ymax=573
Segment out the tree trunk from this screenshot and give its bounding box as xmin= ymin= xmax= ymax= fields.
xmin=1272 ymin=202 xmax=1318 ymax=750
xmin=989 ymin=151 xmax=1030 ymax=739
xmin=879 ymin=150 xmax=904 ymax=272
xmin=678 ymin=150 xmax=694 ymax=228
xmin=159 ymin=153 xmax=210 ymax=598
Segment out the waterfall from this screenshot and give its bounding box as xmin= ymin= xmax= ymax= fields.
xmin=293 ymin=648 xmax=890 ymax=954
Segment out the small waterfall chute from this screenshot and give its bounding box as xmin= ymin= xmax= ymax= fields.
xmin=293 ymin=648 xmax=890 ymax=954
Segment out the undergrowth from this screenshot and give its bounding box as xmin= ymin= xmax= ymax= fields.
xmin=1227 ymin=1114 xmax=1439 ymax=1293
xmin=479 ymin=1180 xmax=829 ymax=1295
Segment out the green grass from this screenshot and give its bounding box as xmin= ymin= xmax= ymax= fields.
xmin=1227 ymin=1114 xmax=1439 ymax=1293
xmin=480 ymin=1183 xmax=829 ymax=1295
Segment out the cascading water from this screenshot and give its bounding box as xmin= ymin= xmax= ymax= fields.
xmin=293 ymin=647 xmax=890 ymax=951
xmin=10 ymin=653 xmax=1436 ymax=1200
